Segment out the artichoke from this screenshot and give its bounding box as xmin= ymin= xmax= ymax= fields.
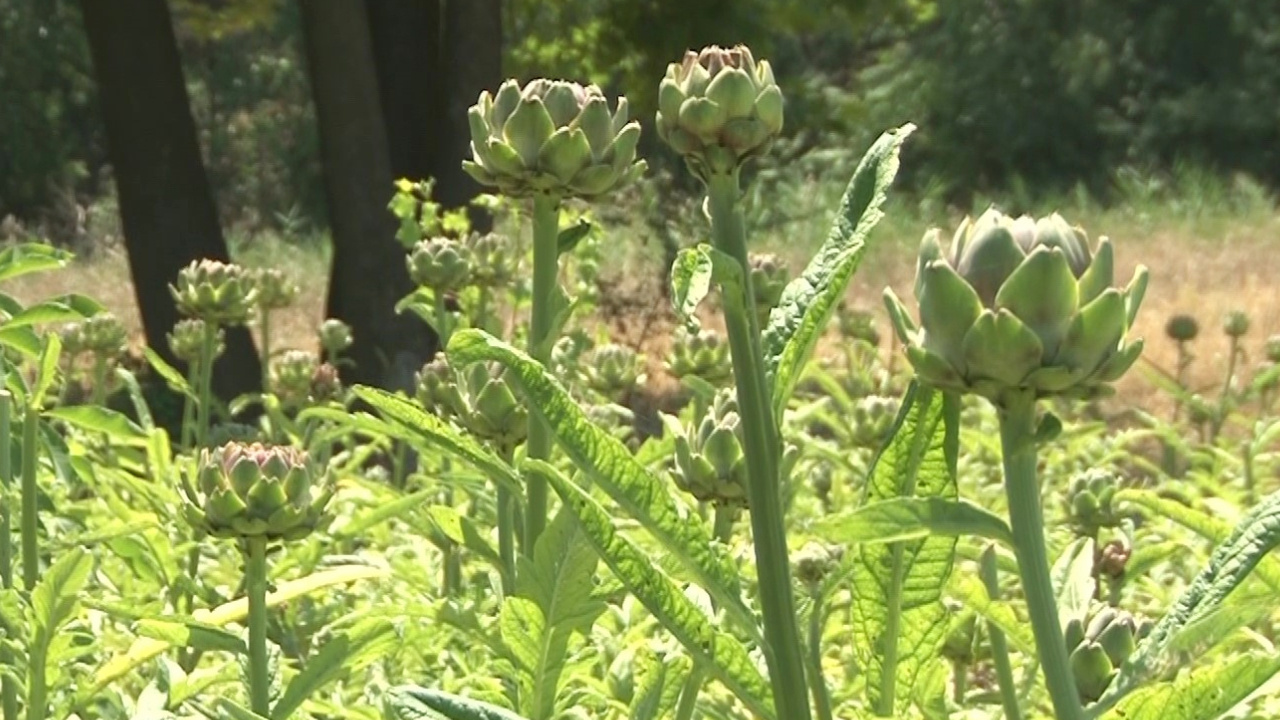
xmin=1164 ymin=314 xmax=1199 ymax=343
xmin=318 ymin=318 xmax=353 ymax=357
xmin=847 ymin=394 xmax=899 ymax=450
xmin=884 ymin=209 xmax=1148 ymax=405
xmin=415 ymin=354 xmax=528 ymax=456
xmin=252 ymin=267 xmax=299 ymax=311
xmin=167 ymin=318 xmax=224 ymax=365
xmin=272 ymin=349 xmax=319 ymax=407
xmin=792 ymin=541 xmax=843 ymax=589
xmin=1065 ymin=467 xmax=1122 ymax=535
xmin=1223 ymin=310 xmax=1250 ymax=338
xmin=170 ymin=259 xmax=257 ymax=326
xmin=672 ymin=388 xmax=748 ymax=508
xmin=749 ymin=253 xmax=789 ymax=326
xmin=181 ymin=442 xmax=333 ymax=541
xmin=1065 ymin=607 xmax=1140 ymax=703
xmin=656 ymin=45 xmax=784 ymax=179
xmin=406 ymin=236 xmax=474 ymax=291
xmin=465 ymin=231 xmax=519 ymax=289
xmin=463 ymin=79 xmax=646 ymax=199
xmin=584 ymin=343 xmax=645 ymax=403
xmin=665 ymin=327 xmax=733 ymax=386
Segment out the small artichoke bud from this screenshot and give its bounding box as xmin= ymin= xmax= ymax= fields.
xmin=941 ymin=605 xmax=980 ymax=663
xmin=415 ymin=354 xmax=467 ymax=420
xmin=407 ymin=236 xmax=473 ymax=291
xmin=170 ymin=259 xmax=257 ymax=326
xmin=884 ymin=209 xmax=1148 ymax=406
xmin=465 ymin=231 xmax=519 ymax=289
xmin=1063 ymin=617 xmax=1086 ymax=652
xmin=848 ymin=395 xmax=899 ymax=450
xmin=1223 ymin=310 xmax=1250 ymax=338
xmin=167 ymin=318 xmax=224 ymax=365
xmin=77 ymin=313 xmax=128 ymax=360
xmin=584 ymin=343 xmax=645 ymax=402
xmin=181 ymin=442 xmax=334 ymax=541
xmin=1097 ymin=539 xmax=1131 ymax=580
xmin=1069 ymin=641 xmax=1115 ymax=702
xmin=253 ymin=267 xmax=299 ymax=311
xmin=1089 ymin=610 xmax=1138 ymax=668
xmin=749 ymin=253 xmax=790 ymax=325
xmin=550 ymin=333 xmax=591 ymax=385
xmin=463 ymin=79 xmax=646 ymax=199
xmin=463 ymin=361 xmax=529 ymax=454
xmin=59 ymin=322 xmax=89 ymax=358
xmin=672 ymin=388 xmax=748 ymax=508
xmin=1066 ymin=468 xmax=1121 ymax=535
xmin=310 ymin=362 xmax=343 ymax=404
xmin=1264 ymin=335 xmax=1280 ymax=364
xmin=272 ymin=350 xmax=320 ymax=407
xmin=318 ymin=318 xmax=353 ymax=357
xmin=1164 ymin=314 xmax=1199 ymax=342
xmin=837 ymin=305 xmax=881 ymax=346
xmin=792 ymin=541 xmax=841 ymax=589
xmin=665 ymin=327 xmax=733 ymax=386
xmin=656 ymin=45 xmax=784 ymax=180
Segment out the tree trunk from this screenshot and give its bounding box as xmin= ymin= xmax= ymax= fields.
xmin=366 ymin=0 xmax=443 ymax=183
xmin=80 ymin=0 xmax=262 ymax=401
xmin=437 ymin=0 xmax=503 ymax=229
xmin=299 ymin=0 xmax=436 ymax=390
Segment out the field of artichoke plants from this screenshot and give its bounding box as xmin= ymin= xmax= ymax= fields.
xmin=4 ymin=44 xmax=1280 ymax=720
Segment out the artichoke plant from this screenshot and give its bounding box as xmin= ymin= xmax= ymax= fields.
xmin=181 ymin=442 xmax=333 ymax=541
xmin=1064 ymin=607 xmax=1140 ymax=703
xmin=884 ymin=209 xmax=1148 ymax=405
xmin=665 ymin=327 xmax=733 ymax=386
xmin=465 ymin=231 xmax=519 ymax=289
xmin=170 ymin=259 xmax=258 ymax=326
xmin=463 ymin=79 xmax=645 ymax=199
xmin=749 ymin=252 xmax=790 ymax=326
xmin=272 ymin=350 xmax=319 ymax=407
xmin=318 ymin=318 xmax=353 ymax=358
xmin=415 ymin=354 xmax=528 ymax=456
xmin=583 ymin=343 xmax=645 ymax=403
xmin=168 ymin=318 xmax=224 ymax=364
xmin=252 ymin=267 xmax=299 ymax=311
xmin=407 ymin=236 xmax=474 ymax=291
xmin=656 ymin=44 xmax=784 ymax=179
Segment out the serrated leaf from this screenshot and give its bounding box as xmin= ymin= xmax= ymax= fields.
xmin=446 ymin=330 xmax=755 ymax=639
xmin=272 ymin=618 xmax=397 ymax=720
xmin=527 ymin=460 xmax=774 ymax=720
xmin=31 ymin=332 xmax=62 ymax=408
xmin=31 ymin=547 xmax=92 ymax=636
xmin=384 ymin=685 xmax=530 ymax=720
xmin=0 ymin=243 xmax=73 ymax=282
xmin=1099 ymin=653 xmax=1280 ymax=720
xmin=851 ymin=382 xmax=959 ymax=714
xmin=45 ymin=405 xmax=149 ymax=444
xmin=814 ymin=496 xmax=1012 ymax=547
xmin=0 ymin=324 xmax=40 ymax=356
xmin=1097 ymin=487 xmax=1280 ymax=711
xmin=670 ymin=247 xmax=714 ymax=330
xmin=763 ymin=124 xmax=915 ymax=416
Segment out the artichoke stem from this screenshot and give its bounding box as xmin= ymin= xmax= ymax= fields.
xmin=807 ymin=590 xmax=835 ymax=720
xmin=523 ymin=192 xmax=561 ymax=555
xmin=980 ymin=545 xmax=1025 ymax=720
xmin=259 ymin=310 xmax=272 ymax=392
xmin=20 ymin=402 xmax=39 ymax=592
xmin=1 ymin=392 xmax=16 ymax=720
xmin=672 ymin=664 xmax=709 ymax=720
xmin=706 ymin=172 xmax=813 ymax=720
xmin=196 ymin=321 xmax=219 ymax=448
xmin=245 ymin=537 xmax=272 ymax=717
xmin=999 ymin=394 xmax=1084 ymax=720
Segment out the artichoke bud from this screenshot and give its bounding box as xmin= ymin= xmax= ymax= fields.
xmin=1223 ymin=310 xmax=1250 ymax=338
xmin=318 ymin=318 xmax=353 ymax=357
xmin=666 ymin=327 xmax=733 ymax=386
xmin=656 ymin=45 xmax=783 ymax=180
xmin=310 ymin=362 xmax=343 ymax=404
xmin=59 ymin=322 xmax=88 ymax=358
xmin=1063 ymin=617 xmax=1086 ymax=651
xmin=941 ymin=606 xmax=980 ymax=663
xmin=167 ymin=318 xmax=225 ymax=365
xmin=836 ymin=305 xmax=881 ymax=346
xmin=407 ymin=236 xmax=474 ymax=291
xmin=1264 ymin=334 xmax=1280 ymax=364
xmin=253 ymin=267 xmax=299 ymax=311
xmin=182 ymin=442 xmax=333 ymax=541
xmin=170 ymin=259 xmax=258 ymax=326
xmin=584 ymin=343 xmax=645 ymax=403
xmin=77 ymin=313 xmax=128 ymax=360
xmin=1097 ymin=539 xmax=1131 ymax=580
xmin=749 ymin=253 xmax=790 ymax=325
xmin=465 ymin=231 xmax=518 ymax=289
xmin=1165 ymin=314 xmax=1199 ymax=342
xmin=272 ymin=350 xmax=320 ymax=408
xmin=792 ymin=541 xmax=842 ymax=588
xmin=849 ymin=395 xmax=899 ymax=450
xmin=470 ymin=369 xmax=529 ymax=450
xmin=1069 ymin=641 xmax=1115 ymax=702
xmin=1091 ymin=611 xmax=1137 ymax=667
xmin=885 ymin=208 xmax=1147 ymax=406
xmin=1067 ymin=468 xmax=1120 ymax=532
xmin=414 ymin=355 xmax=467 ymax=421
xmin=671 ymin=388 xmax=748 ymax=508
xmin=464 ymin=78 xmax=644 ymax=199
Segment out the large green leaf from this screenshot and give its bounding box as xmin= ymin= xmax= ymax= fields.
xmin=272 ymin=618 xmax=398 ymax=720
xmin=504 ymin=509 xmax=605 ymax=720
xmin=669 ymin=246 xmax=715 ymax=330
xmin=1098 ymin=653 xmax=1280 ymax=720
xmin=45 ymin=405 xmax=149 ymax=444
xmin=1096 ymin=487 xmax=1280 ymax=712
xmin=528 ymin=460 xmax=775 ymax=720
xmin=384 ymin=686 xmax=530 ymax=720
xmin=0 ymin=243 xmax=73 ymax=282
xmin=762 ymin=124 xmax=915 ymax=416
xmin=446 ymin=329 xmax=754 ymax=638
xmin=850 ymin=382 xmax=960 ymax=714
xmin=27 ymin=547 xmax=93 ymax=719
xmin=813 ymin=496 xmax=1012 ymax=547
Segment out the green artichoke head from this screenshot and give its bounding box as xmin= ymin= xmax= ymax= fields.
xmin=884 ymin=208 xmax=1148 ymax=406
xmin=672 ymin=387 xmax=748 ymax=508
xmin=406 ymin=236 xmax=474 ymax=291
xmin=253 ymin=267 xmax=300 ymax=311
xmin=318 ymin=318 xmax=353 ymax=356
xmin=656 ymin=44 xmax=784 ymax=180
xmin=465 ymin=231 xmax=519 ymax=289
xmin=585 ymin=343 xmax=645 ymax=402
xmin=665 ymin=327 xmax=733 ymax=386
xmin=463 ymin=78 xmax=646 ymax=200
xmin=1164 ymin=314 xmax=1199 ymax=343
xmin=415 ymin=354 xmax=527 ymax=455
xmin=182 ymin=442 xmax=333 ymax=541
xmin=79 ymin=312 xmax=128 ymax=360
xmin=272 ymin=349 xmax=320 ymax=408
xmin=167 ymin=318 xmax=224 ymax=365
xmin=1223 ymin=310 xmax=1250 ymax=338
xmin=170 ymin=259 xmax=258 ymax=326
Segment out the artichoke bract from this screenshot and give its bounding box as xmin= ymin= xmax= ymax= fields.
xmin=181 ymin=442 xmax=333 ymax=541
xmin=463 ymin=79 xmax=645 ymax=199
xmin=656 ymin=45 xmax=784 ymax=179
xmin=884 ymin=209 xmax=1148 ymax=405
xmin=170 ymin=259 xmax=258 ymax=326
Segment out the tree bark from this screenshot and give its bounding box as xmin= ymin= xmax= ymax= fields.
xmin=438 ymin=0 xmax=503 ymax=229
xmin=366 ymin=0 xmax=443 ymax=183
xmin=79 ymin=0 xmax=262 ymax=401
xmin=299 ymin=0 xmax=436 ymax=390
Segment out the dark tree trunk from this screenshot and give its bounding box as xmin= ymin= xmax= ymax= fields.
xmin=438 ymin=0 xmax=503 ymax=229
xmin=299 ymin=0 xmax=436 ymax=391
xmin=80 ymin=0 xmax=262 ymax=401
xmin=366 ymin=0 xmax=443 ymax=183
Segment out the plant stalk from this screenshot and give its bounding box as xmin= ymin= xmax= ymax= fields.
xmin=434 ymin=294 xmax=461 ymax=597
xmin=524 ymin=192 xmax=561 ymax=555
xmin=0 ymin=392 xmax=16 ymax=720
xmin=980 ymin=545 xmax=1023 ymax=720
xmin=20 ymin=403 xmax=39 ymax=591
xmin=807 ymin=591 xmax=834 ymax=720
xmin=998 ymin=394 xmax=1083 ymax=720
xmin=259 ymin=309 xmax=272 ymax=391
xmin=705 ymin=172 xmax=812 ymax=720
xmin=197 ymin=322 xmax=219 ymax=448
xmin=245 ymin=537 xmax=272 ymax=717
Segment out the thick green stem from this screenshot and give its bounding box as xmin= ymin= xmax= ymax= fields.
xmin=999 ymin=395 xmax=1084 ymax=720
xmin=705 ymin=172 xmax=811 ymax=720
xmin=524 ymin=192 xmax=561 ymax=555
xmin=245 ymin=537 xmax=272 ymax=717
xmin=807 ymin=592 xmax=835 ymax=720
xmin=196 ymin=323 xmax=218 ymax=448
xmin=0 ymin=392 xmax=15 ymax=720
xmin=496 ymin=447 xmax=517 ymax=595
xmin=673 ymin=665 xmax=710 ymax=720
xmin=20 ymin=404 xmax=39 ymax=591
xmin=90 ymin=355 xmax=108 ymax=407
xmin=259 ymin=311 xmax=272 ymax=392
xmin=980 ymin=545 xmax=1023 ymax=720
